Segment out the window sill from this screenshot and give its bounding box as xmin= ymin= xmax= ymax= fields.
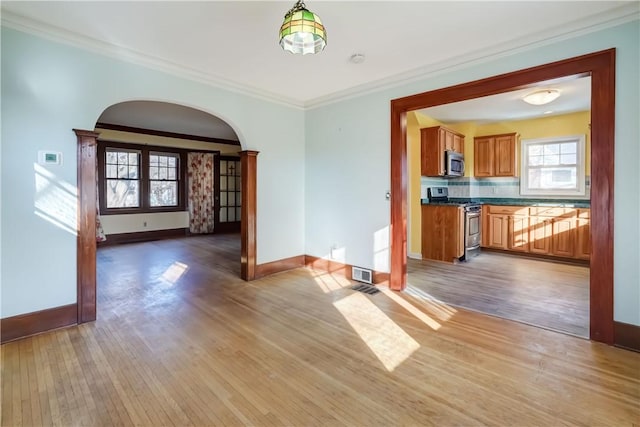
xmin=100 ymin=207 xmax=187 ymax=215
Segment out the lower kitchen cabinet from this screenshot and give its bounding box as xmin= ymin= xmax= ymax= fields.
xmin=508 ymin=215 xmax=529 ymax=252
xmin=486 ymin=214 xmax=508 ymax=250
xmin=576 ymin=209 xmax=591 ymax=260
xmin=422 ymin=204 xmax=465 ymax=262
xmin=551 ymin=217 xmax=576 ymax=257
xmin=529 ymin=216 xmax=552 ymax=255
xmin=484 ymin=205 xmax=527 ymax=251
xmin=482 ymin=205 xmax=590 ymax=261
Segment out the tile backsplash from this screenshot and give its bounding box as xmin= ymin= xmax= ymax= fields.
xmin=421 ymin=176 xmax=591 ymax=200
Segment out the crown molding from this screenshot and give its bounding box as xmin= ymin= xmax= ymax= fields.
xmin=2 ymin=4 xmax=638 ymax=111
xmin=0 ymin=10 xmax=306 ymax=110
xmin=304 ymin=3 xmax=640 ymax=109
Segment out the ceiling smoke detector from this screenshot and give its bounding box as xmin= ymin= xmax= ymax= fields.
xmin=349 ymin=53 xmax=365 ymax=64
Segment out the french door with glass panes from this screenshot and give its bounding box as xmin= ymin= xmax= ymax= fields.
xmin=215 ymin=156 xmax=241 ymax=233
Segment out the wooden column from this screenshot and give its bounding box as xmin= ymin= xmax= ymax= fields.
xmin=389 ymin=107 xmax=407 ymax=291
xmin=74 ymin=129 xmax=99 ymax=323
xmin=589 ymin=50 xmax=616 ymax=344
xmin=240 ymin=150 xmax=259 ymax=281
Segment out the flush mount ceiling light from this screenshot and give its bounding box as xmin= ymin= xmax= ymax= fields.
xmin=522 ymin=89 xmax=561 ymax=105
xmin=279 ymin=0 xmax=326 ymax=55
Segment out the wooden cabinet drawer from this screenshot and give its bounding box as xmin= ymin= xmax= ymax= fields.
xmin=488 ymin=205 xmax=528 ymax=215
xmin=529 ymin=207 xmax=576 ymax=217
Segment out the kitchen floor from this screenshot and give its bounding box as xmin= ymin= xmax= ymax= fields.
xmin=407 ymin=251 xmax=589 ymax=338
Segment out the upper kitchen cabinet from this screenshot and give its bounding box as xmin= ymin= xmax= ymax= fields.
xmin=474 ymin=133 xmax=518 ymax=177
xmin=421 ymin=126 xmax=465 ymax=176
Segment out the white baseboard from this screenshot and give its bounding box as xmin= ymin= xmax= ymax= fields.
xmin=408 ymin=252 xmax=422 ymax=259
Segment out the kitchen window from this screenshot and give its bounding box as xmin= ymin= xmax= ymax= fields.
xmin=98 ymin=141 xmax=187 ymax=214
xmin=520 ymin=135 xmax=586 ymax=196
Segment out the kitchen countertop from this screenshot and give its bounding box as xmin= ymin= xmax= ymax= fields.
xmin=421 ymin=198 xmax=591 ymax=208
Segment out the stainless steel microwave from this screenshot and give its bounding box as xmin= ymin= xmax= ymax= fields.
xmin=445 ymin=150 xmax=465 ymax=177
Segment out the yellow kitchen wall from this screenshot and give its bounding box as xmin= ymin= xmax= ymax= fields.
xmin=407 ymin=111 xmax=446 ymax=256
xmin=477 ymin=110 xmax=590 ymax=176
xmin=461 ymin=110 xmax=591 ymax=176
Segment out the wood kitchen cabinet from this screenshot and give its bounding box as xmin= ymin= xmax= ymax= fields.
xmin=529 ymin=216 xmax=552 ymax=255
xmin=576 ymin=209 xmax=591 ymax=260
xmin=508 ymin=214 xmax=529 ymax=252
xmin=531 ymin=207 xmax=577 ymax=258
xmin=473 ymin=133 xmax=517 ymax=177
xmin=552 ymin=217 xmax=576 ymax=257
xmin=487 ymin=214 xmax=508 ymax=249
xmin=482 ymin=205 xmax=590 ymax=261
xmin=421 ymin=126 xmax=465 ymax=177
xmin=421 ymin=204 xmax=465 ymax=262
xmin=484 ymin=205 xmax=528 ymax=251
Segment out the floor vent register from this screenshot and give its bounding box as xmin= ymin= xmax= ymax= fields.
xmin=350 ymin=283 xmax=380 ymax=295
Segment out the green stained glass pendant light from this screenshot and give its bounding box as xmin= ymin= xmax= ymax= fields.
xmin=279 ymin=0 xmax=326 ymax=55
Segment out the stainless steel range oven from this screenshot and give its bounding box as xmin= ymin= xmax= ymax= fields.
xmin=427 ymin=187 xmax=482 ymax=261
xmin=464 ymin=205 xmax=482 ymax=260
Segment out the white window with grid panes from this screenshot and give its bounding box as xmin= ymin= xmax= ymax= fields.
xmin=105 ymin=148 xmax=140 ymax=208
xmin=520 ymin=135 xmax=586 ymax=196
xmin=149 ymin=152 xmax=179 ymax=207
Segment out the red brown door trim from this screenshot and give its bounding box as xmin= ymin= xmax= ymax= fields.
xmin=240 ymin=150 xmax=259 ymax=281
xmin=74 ymin=129 xmax=99 ymax=323
xmin=390 ymin=49 xmax=616 ymax=344
xmin=76 ymin=130 xmax=258 ymax=325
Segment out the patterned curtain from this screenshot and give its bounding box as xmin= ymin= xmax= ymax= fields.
xmin=188 ymin=152 xmax=215 ymax=234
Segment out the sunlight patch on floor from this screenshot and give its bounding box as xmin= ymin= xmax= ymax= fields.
xmin=405 ymin=284 xmax=457 ymax=322
xmin=161 ymin=261 xmax=189 ymax=285
xmin=380 ymin=288 xmax=441 ymax=330
xmin=333 ymin=292 xmax=419 ymax=371
xmin=310 ymin=270 xmax=353 ymax=293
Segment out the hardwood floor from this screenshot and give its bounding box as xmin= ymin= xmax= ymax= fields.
xmin=2 ymin=235 xmax=638 ymax=426
xmin=408 ymin=251 xmax=590 ymax=337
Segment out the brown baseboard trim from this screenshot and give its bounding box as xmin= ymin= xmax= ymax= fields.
xmin=1 ymin=304 xmax=77 ymax=344
xmin=614 ymin=321 xmax=640 ymax=352
xmin=304 ymin=255 xmax=390 ymax=285
xmin=99 ymin=228 xmax=188 ymax=246
xmin=256 ymin=255 xmax=305 ymax=279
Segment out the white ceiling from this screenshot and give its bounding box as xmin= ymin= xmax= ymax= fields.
xmin=419 ymin=75 xmax=592 ymax=124
xmin=2 ymin=1 xmax=638 ymax=109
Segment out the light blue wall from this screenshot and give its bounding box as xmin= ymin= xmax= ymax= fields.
xmin=2 ymin=20 xmax=639 ymax=327
xmin=306 ymin=20 xmax=640 ymax=325
xmin=1 ymin=27 xmax=306 ymax=318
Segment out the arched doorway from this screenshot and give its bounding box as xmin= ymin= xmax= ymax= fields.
xmin=74 ymin=101 xmax=258 ymax=323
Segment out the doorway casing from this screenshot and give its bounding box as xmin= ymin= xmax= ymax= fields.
xmin=389 ymin=49 xmax=615 ymax=344
xmin=74 ymin=131 xmax=258 ymax=324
